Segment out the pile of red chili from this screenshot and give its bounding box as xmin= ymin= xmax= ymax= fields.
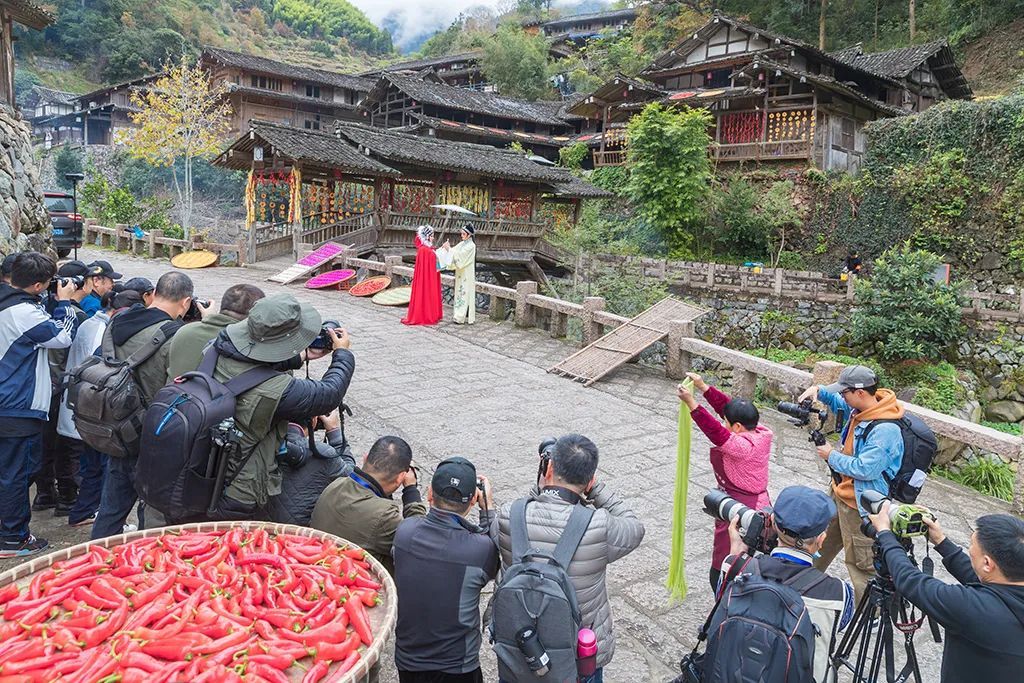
xmin=0 ymin=528 xmax=382 ymax=683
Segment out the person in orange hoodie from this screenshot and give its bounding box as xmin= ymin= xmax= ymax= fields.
xmin=799 ymin=365 xmax=905 ymax=603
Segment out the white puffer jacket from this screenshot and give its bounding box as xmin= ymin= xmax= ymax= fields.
xmin=492 ymin=484 xmax=645 ymax=669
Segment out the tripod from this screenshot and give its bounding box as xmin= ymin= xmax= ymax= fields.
xmin=831 ymin=537 xmax=939 ymax=683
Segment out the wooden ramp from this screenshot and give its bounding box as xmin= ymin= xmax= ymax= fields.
xmin=268 ymin=243 xmax=346 ymax=284
xmin=548 ymin=298 xmax=706 ymax=386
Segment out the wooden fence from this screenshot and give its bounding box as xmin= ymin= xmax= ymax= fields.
xmin=583 ymin=253 xmax=1024 ymax=322
xmin=82 ymin=220 xmax=247 ymax=265
xmin=333 ymin=251 xmax=1024 ymax=513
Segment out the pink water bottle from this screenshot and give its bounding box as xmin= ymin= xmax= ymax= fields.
xmin=577 ymin=628 xmax=598 ymax=678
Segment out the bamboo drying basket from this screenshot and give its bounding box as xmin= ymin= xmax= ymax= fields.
xmin=0 ymin=521 xmax=397 ymax=683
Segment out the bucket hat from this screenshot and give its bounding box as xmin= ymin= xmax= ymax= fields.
xmin=225 ymin=293 xmax=321 ymax=363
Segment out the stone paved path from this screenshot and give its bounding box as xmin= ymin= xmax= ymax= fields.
xmin=5 ymin=247 xmax=1011 ymax=682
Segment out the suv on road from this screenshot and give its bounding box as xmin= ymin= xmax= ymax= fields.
xmin=44 ymin=191 xmax=84 ymax=257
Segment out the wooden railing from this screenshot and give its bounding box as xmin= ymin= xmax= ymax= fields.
xmin=592 ymin=150 xmax=628 ymax=167
xmin=713 ymin=139 xmax=812 ymax=161
xmin=301 ymin=213 xmax=376 ymax=247
xmin=82 ymin=220 xmax=247 ymax=265
xmin=329 ymin=250 xmax=1024 ymax=511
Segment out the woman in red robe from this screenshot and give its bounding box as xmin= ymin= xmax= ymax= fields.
xmin=402 ymin=225 xmax=443 ymax=326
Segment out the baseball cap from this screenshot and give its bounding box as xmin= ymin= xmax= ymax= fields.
xmin=119 ymin=277 xmax=154 ymax=295
xmin=773 ymin=486 xmax=837 ymax=539
xmin=87 ymin=260 xmax=122 ymax=280
xmin=824 ymin=365 xmax=878 ymax=394
xmin=431 ymin=456 xmax=478 ymax=504
xmin=57 ymin=260 xmax=91 ymax=278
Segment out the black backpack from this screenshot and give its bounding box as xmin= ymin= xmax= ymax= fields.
xmin=66 ymin=322 xmax=178 ymax=459
xmin=863 ymin=414 xmax=937 ymax=503
xmin=677 ymin=557 xmax=820 ymax=683
xmin=135 ymin=348 xmax=278 ymax=520
xmin=491 ymin=498 xmax=594 ymax=683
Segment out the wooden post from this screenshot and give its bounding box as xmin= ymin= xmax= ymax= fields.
xmin=581 ymin=296 xmax=605 ymax=346
xmin=515 ymin=281 xmax=538 ymax=329
xmin=666 ymin=320 xmax=694 ymax=380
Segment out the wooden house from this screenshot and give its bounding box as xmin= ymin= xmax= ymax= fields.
xmin=214 ymin=120 xmax=609 ymax=271
xmin=570 ymin=12 xmax=973 ymax=172
xmin=358 ymin=72 xmax=589 ymax=161
xmin=359 ymin=51 xmax=492 ymax=92
xmin=202 ymin=47 xmax=374 ymax=134
xmin=38 ymin=74 xmax=162 ymax=147
xmin=0 ymin=0 xmax=52 ymax=106
xmin=24 ymin=86 xmax=79 ymax=148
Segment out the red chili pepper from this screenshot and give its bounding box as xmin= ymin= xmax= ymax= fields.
xmin=72 ymin=585 xmax=120 ymax=610
xmin=121 ymin=652 xmax=165 ymax=673
xmin=301 ymin=661 xmax=330 ymax=683
xmin=276 ymin=620 xmax=348 ymax=647
xmin=245 ymin=662 xmax=290 ymax=683
xmin=120 ymin=667 xmax=155 ymax=683
xmin=0 ymin=675 xmax=34 ymax=683
xmin=193 ymin=627 xmax=250 ymax=655
xmin=313 ymin=630 xmax=360 ymax=663
xmin=336 ymin=650 xmax=361 ymax=674
xmin=1 ymin=651 xmax=78 ymax=674
xmin=344 ymin=592 xmax=374 ymax=646
xmin=353 ymin=588 xmax=381 ymax=607
xmin=352 ymin=575 xmax=381 ymax=590
xmin=247 ymin=653 xmax=295 ymax=669
xmin=130 ymin=571 xmax=176 ymax=609
xmin=341 ymin=547 xmax=366 ymax=560
xmin=0 ymin=584 xmax=20 ymax=605
xmin=80 ymin=599 xmax=129 ymax=648
xmin=237 ymin=553 xmax=286 ymax=571
xmin=140 ymin=633 xmax=213 ymax=660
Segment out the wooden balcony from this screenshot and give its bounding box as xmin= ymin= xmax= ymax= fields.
xmin=592 ymin=150 xmax=627 ymax=167
xmin=713 ymin=139 xmax=811 ymax=162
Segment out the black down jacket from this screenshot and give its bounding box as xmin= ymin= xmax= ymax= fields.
xmin=264 ymin=426 xmax=356 ymax=526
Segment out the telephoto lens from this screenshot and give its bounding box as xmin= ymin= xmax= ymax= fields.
xmin=308 ymin=320 xmax=341 ymax=350
xmin=703 ymin=490 xmax=755 ymax=528
xmin=515 ymin=626 xmax=550 ymax=676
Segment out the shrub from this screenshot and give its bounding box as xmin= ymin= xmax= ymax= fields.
xmin=52 ymin=145 xmax=84 ymax=191
xmin=851 ymin=244 xmax=965 ymax=362
xmin=934 ymin=458 xmax=1014 ymax=502
xmin=558 ymin=143 xmax=589 ymax=171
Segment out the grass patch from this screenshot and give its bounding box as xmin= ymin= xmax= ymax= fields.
xmin=887 ymin=361 xmax=966 ymax=414
xmin=934 ymin=459 xmax=1015 ymax=501
xmin=981 ymin=420 xmax=1023 ymax=436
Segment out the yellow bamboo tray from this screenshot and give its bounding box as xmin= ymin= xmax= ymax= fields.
xmin=171 ymin=250 xmax=219 ymax=269
xmin=371 ymin=286 xmax=412 ymax=306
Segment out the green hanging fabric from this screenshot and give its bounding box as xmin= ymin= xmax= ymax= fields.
xmin=667 ymin=378 xmax=694 ymax=601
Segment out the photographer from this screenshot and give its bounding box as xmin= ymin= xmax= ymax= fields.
xmin=678 ymin=372 xmax=772 ymax=590
xmin=162 ymin=293 xmax=354 ymax=523
xmin=0 ymin=252 xmax=76 ymax=557
xmin=393 ymin=458 xmax=499 ymax=683
xmin=263 ymin=409 xmax=356 ymax=526
xmin=165 ymin=284 xmax=266 ymax=381
xmin=492 ymin=434 xmax=645 ymax=679
xmin=716 ymin=487 xmax=854 ymax=682
xmin=867 ymin=505 xmax=1024 ymax=682
xmin=799 ymin=365 xmax=904 ymax=602
xmin=36 ymin=260 xmax=94 ymax=515
xmin=81 ymin=260 xmax=121 ymax=317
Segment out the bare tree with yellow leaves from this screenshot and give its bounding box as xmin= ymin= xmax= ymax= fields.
xmin=123 ymin=55 xmax=232 ymax=238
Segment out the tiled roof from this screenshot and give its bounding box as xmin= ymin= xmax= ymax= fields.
xmin=226 ymin=85 xmax=359 ymax=111
xmin=335 ymin=123 xmax=572 ymax=182
xmin=409 ymin=113 xmax=577 ymax=147
xmin=831 ymin=39 xmax=947 ymax=78
xmin=546 ymin=173 xmax=613 ymax=199
xmin=360 ymin=51 xmax=483 ymax=76
xmin=238 ymin=120 xmax=397 ymax=176
xmin=745 ymin=59 xmax=907 ymax=116
xmin=369 ymin=72 xmax=571 ymax=127
xmin=539 ymin=7 xmax=637 ymax=29
xmin=77 ymin=73 xmax=163 ymax=104
xmin=27 ymin=86 xmax=79 ymax=106
xmin=203 ymin=47 xmax=374 ymax=93
xmin=4 ymin=0 xmax=54 ymax=29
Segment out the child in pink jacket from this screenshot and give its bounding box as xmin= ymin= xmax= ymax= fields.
xmin=678 ymin=372 xmax=773 ymax=590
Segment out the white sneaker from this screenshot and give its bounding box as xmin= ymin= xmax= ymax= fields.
xmin=122 ymin=523 xmax=138 ymax=533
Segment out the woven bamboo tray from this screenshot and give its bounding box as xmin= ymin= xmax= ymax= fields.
xmin=0 ymin=521 xmax=397 ymax=683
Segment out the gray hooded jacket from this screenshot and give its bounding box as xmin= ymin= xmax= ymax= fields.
xmin=492 ymin=483 xmax=644 ymax=669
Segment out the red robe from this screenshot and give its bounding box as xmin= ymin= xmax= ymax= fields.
xmin=401 ymin=236 xmax=443 ymax=326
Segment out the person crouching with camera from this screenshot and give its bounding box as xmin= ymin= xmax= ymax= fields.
xmin=866 ymin=503 xmax=1024 ymax=682
xmin=799 ymin=365 xmax=904 ymax=603
xmin=712 ymin=486 xmax=854 ymax=683
xmin=678 ymin=372 xmax=773 ymax=590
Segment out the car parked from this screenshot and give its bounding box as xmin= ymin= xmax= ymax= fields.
xmin=44 ymin=190 xmax=84 ymax=258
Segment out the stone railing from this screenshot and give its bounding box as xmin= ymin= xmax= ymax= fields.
xmin=334 ymin=251 xmax=1024 ymax=511
xmin=82 ymin=220 xmax=247 ymax=265
xmin=583 ymin=253 xmax=1024 ymax=322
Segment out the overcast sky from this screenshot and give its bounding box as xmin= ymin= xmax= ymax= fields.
xmin=349 ymin=0 xmax=501 ymax=52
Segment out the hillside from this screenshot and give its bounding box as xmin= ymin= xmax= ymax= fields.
xmin=14 ymin=0 xmax=393 ymax=97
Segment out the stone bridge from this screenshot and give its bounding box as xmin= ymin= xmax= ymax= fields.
xmin=8 ymin=247 xmax=1010 ymax=682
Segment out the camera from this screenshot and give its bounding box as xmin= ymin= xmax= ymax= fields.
xmin=777 ymin=399 xmax=829 ymax=447
xmin=308 ymin=319 xmax=341 ymax=350
xmin=860 ymin=490 xmax=934 ymax=539
xmin=702 ymin=490 xmax=776 ymax=554
xmin=184 ymin=297 xmax=211 ymax=323
xmin=536 ymin=437 xmax=557 ymax=484
xmin=51 ymin=275 xmax=86 ymax=290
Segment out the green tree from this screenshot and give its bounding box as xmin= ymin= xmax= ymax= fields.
xmin=558 ymin=143 xmax=588 ymax=170
xmin=480 ymin=25 xmax=550 ymax=101
xmin=52 ymin=145 xmax=84 ymax=191
xmin=851 ymin=243 xmax=965 ymax=362
xmin=625 ymin=104 xmax=713 ymax=254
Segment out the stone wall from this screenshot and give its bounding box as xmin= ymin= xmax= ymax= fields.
xmin=0 ymin=105 xmax=50 ymax=254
